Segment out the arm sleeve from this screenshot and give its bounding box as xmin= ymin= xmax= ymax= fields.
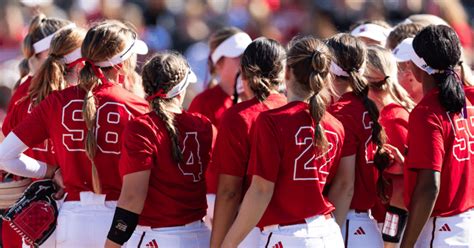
xmin=0 ymin=133 xmax=47 ymax=178
xmin=120 ymin=120 xmax=156 ymax=176
xmin=405 ymin=108 xmax=444 ymax=172
xmin=247 ymin=115 xmax=281 ymax=182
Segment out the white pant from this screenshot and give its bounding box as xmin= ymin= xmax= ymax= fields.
xmin=205 ymin=194 xmax=215 ymax=229
xmin=238 ymin=227 xmax=261 ymax=248
xmin=342 ymin=210 xmax=383 ymax=248
xmin=415 ymin=209 xmax=474 ymax=248
xmin=126 ymin=220 xmax=210 ymax=248
xmin=260 ymin=214 xmax=344 ymax=248
xmin=26 ymin=192 xmax=116 ymax=248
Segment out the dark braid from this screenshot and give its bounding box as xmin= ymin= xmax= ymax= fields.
xmin=142 ymin=52 xmax=189 ymax=163
xmin=328 ymin=33 xmax=390 ymax=202
xmin=413 ymin=25 xmax=464 ymax=114
xmin=240 ymin=38 xmax=286 ymax=102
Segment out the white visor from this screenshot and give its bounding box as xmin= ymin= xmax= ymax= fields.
xmin=63 ymin=48 xmax=82 ymax=64
xmin=94 ymin=39 xmax=148 ymax=68
xmin=351 ymin=23 xmax=391 ymax=43
xmin=33 ymin=23 xmax=77 ymax=54
xmin=330 ymin=61 xmax=365 ymax=77
xmin=164 ymin=69 xmax=198 ymax=99
xmin=392 ymin=38 xmax=441 ymax=75
xmin=211 ymin=32 xmax=252 ymax=64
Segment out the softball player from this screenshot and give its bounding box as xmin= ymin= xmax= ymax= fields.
xmin=326 ymin=34 xmax=388 ymax=248
xmin=364 ymin=46 xmax=416 ymax=246
xmin=0 ymin=20 xmax=149 ymax=247
xmin=187 ymin=26 xmax=252 ymax=228
xmin=221 ymin=36 xmax=344 ymax=248
xmin=0 ymin=14 xmax=72 ymax=248
xmin=105 ymin=52 xmax=215 ymax=248
xmin=210 ymin=37 xmax=287 ymax=248
xmin=399 ymin=25 xmax=474 ymax=248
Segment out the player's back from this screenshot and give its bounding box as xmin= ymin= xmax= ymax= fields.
xmin=120 ymin=110 xmax=214 ymax=228
xmin=13 ymin=82 xmax=148 ymax=201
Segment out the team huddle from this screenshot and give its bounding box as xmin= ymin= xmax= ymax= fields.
xmin=0 ymin=11 xmax=472 ymax=248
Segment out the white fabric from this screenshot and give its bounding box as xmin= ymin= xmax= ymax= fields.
xmin=0 ymin=133 xmax=47 ymax=178
xmin=260 ymin=214 xmax=343 ymax=248
xmin=392 ymin=38 xmax=443 ymax=75
xmin=238 ymin=227 xmax=261 ymax=248
xmin=415 ymin=209 xmax=474 ymax=248
xmin=55 ymin=192 xmax=116 ymax=248
xmin=342 ymin=210 xmax=383 ymax=248
xmin=330 ymin=61 xmax=365 ymax=77
xmin=63 ymin=48 xmax=82 ymax=64
xmin=351 ymin=24 xmax=392 ymax=44
xmin=33 ymin=23 xmax=77 ymax=54
xmin=126 ymin=221 xmax=210 ymax=248
xmin=204 ymin=193 xmax=215 ymax=229
xmin=95 ymin=39 xmax=148 ymax=67
xmin=211 ymin=32 xmax=252 ymax=64
xmin=164 ymin=69 xmax=198 ymax=99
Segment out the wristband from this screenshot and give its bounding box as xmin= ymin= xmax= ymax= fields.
xmin=382 ymin=205 xmax=408 ymax=243
xmin=107 ymin=207 xmax=139 ymax=245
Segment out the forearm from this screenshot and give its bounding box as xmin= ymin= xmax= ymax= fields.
xmin=211 ymin=179 xmax=243 ymax=248
xmin=328 ymin=181 xmax=354 ymax=227
xmin=222 ymin=177 xmax=274 ymax=247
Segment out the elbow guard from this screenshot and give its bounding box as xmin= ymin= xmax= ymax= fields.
xmin=382 ymin=205 xmax=408 ymax=243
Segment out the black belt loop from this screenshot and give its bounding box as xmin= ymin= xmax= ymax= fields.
xmin=137 ymin=231 xmax=146 ymax=248
xmin=345 ymin=219 xmax=350 ymax=247
xmin=430 ymin=217 xmax=437 ymax=248
xmin=264 ymin=232 xmax=273 ymax=248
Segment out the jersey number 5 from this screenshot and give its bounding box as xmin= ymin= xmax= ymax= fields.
xmin=449 ymin=107 xmax=474 ymax=161
xmin=293 ymin=126 xmax=339 ymax=183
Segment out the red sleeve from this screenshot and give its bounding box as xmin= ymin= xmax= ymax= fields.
xmin=213 ymin=113 xmax=248 ymax=177
xmin=334 ymin=114 xmax=358 ymax=157
xmin=247 ymin=114 xmax=281 ymax=182
xmin=188 ymin=95 xmax=202 ymax=113
xmin=384 ymin=118 xmax=408 ymax=175
xmin=2 ymin=105 xmax=14 ymax=136
xmin=119 ymin=119 xmax=156 ymax=176
xmin=405 ymin=107 xmax=444 ymax=172
xmin=12 ymin=97 xmax=50 ymax=147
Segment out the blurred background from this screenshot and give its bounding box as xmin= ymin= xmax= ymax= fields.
xmin=0 ymin=0 xmax=473 ymax=104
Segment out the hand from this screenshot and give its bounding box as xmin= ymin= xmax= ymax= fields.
xmin=383 ymin=144 xmax=405 ymax=165
xmin=52 ymin=168 xmax=66 ymax=200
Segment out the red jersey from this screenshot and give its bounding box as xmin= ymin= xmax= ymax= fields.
xmin=188 ymin=85 xmax=233 ymax=127
xmin=3 ymin=76 xmax=32 ymax=135
xmin=404 ymin=87 xmax=474 ymax=217
xmin=120 ymin=111 xmax=215 ymax=228
xmin=328 ymin=92 xmax=378 ymax=211
xmin=13 ymin=82 xmax=148 ymax=201
xmin=371 ymin=103 xmax=410 ymax=222
xmin=211 ymin=94 xmax=287 ymax=194
xmin=248 ymin=101 xmax=344 ymax=227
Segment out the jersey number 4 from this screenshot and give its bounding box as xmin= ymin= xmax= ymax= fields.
xmin=179 ymin=132 xmax=203 ymax=182
xmin=293 ymin=126 xmax=339 ymax=183
xmin=61 ymin=100 xmax=132 ymax=154
xmin=448 ymin=107 xmax=474 ymax=161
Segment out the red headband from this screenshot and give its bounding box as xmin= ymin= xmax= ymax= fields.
xmin=67 ymin=58 xmax=113 ymax=85
xmin=146 ymin=89 xmax=167 ymax=101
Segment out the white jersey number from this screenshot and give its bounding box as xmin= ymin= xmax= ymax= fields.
xmin=448 ymin=107 xmax=474 ymax=161
xmin=363 ymin=111 xmax=377 ymax=164
xmin=179 ymin=132 xmax=203 ymax=182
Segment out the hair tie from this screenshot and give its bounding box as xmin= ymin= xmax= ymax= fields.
xmin=146 ymin=89 xmax=167 ymax=101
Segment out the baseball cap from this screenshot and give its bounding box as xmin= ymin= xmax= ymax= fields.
xmin=392 ymin=38 xmax=441 ymax=75
xmin=211 ymin=32 xmax=252 ymax=64
xmin=351 ymin=23 xmax=391 ymax=44
xmin=95 ymin=37 xmax=148 ymax=67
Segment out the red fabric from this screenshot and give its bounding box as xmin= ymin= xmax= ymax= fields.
xmin=211 ymin=94 xmax=287 ymax=195
xmin=328 ymin=92 xmax=378 ymax=211
xmin=248 ymin=101 xmax=344 ymax=227
xmin=13 ymin=82 xmax=148 ymax=201
xmin=3 ymin=76 xmax=32 ymax=136
xmin=119 ymin=111 xmax=215 ymax=228
xmin=404 ymin=87 xmax=474 ymax=217
xmin=2 ymin=220 xmax=22 ymax=248
xmin=188 ymin=85 xmax=233 ymax=194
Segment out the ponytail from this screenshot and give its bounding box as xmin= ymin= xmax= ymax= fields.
xmin=29 ymin=55 xmax=66 ymax=106
xmin=309 ymin=51 xmax=329 ymax=149
xmin=434 ymin=69 xmax=465 ymax=113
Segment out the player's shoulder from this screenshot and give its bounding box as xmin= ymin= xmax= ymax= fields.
xmin=329 ymin=92 xmax=364 ymax=115
xmin=381 ymin=103 xmax=410 ymax=121
xmin=180 ymin=111 xmax=213 ymax=129
xmin=321 ymin=112 xmax=344 ymax=136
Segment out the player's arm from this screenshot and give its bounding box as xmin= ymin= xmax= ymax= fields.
xmin=327 ymin=154 xmax=355 ymax=227
xmin=211 ymin=174 xmax=244 ymax=248
xmin=221 ymin=175 xmax=274 ymax=248
xmin=105 ymin=170 xmax=150 ymax=248
xmin=400 ymin=169 xmax=440 ymax=248
xmin=0 ymin=133 xmax=56 ymax=178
